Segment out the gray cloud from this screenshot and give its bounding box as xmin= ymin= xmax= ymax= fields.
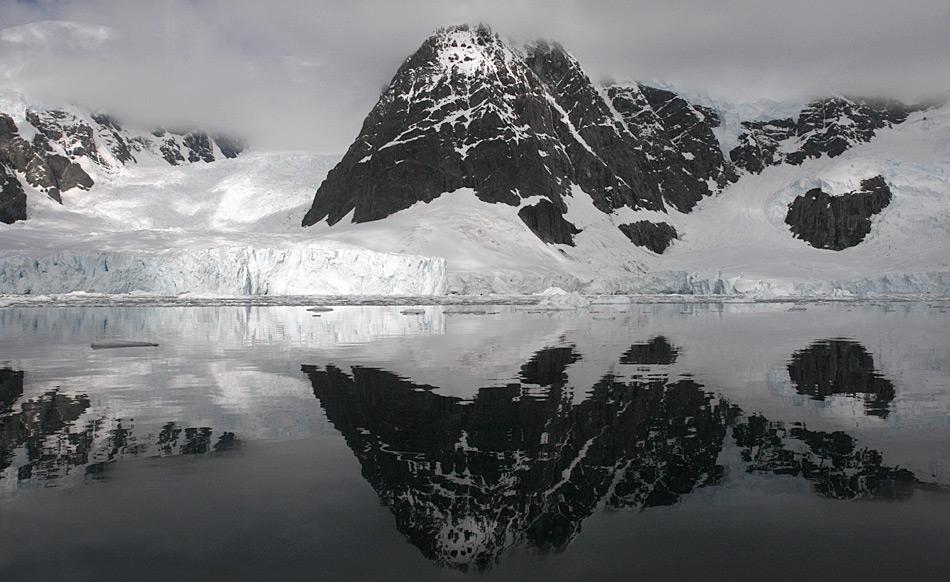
xmin=1 ymin=0 xmax=947 ymax=151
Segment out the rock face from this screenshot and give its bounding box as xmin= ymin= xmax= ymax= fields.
xmin=0 ymin=107 xmax=243 ymax=222
xmin=607 ymin=83 xmax=736 ymax=211
xmin=617 ymin=221 xmax=678 ymax=254
xmin=785 ymin=175 xmax=891 ymax=250
xmin=517 ymin=199 xmax=581 ymax=245
xmin=0 ymin=164 xmax=27 ymax=224
xmin=301 ymin=25 xmax=735 ymax=247
xmin=731 ymin=98 xmax=923 ymax=174
xmin=0 ymin=112 xmax=92 ymax=204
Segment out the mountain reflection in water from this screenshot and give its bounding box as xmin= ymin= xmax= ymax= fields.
xmin=0 ymin=367 xmax=240 ymax=486
xmin=302 ymin=337 xmax=924 ymax=571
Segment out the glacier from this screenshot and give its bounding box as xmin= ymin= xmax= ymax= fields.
xmin=0 ymin=246 xmax=446 ymax=295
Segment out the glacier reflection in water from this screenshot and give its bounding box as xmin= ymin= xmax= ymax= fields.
xmin=1 ymin=302 xmax=949 ymax=580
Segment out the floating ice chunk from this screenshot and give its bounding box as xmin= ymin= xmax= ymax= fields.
xmin=91 ymin=340 xmax=159 ymax=350
xmin=535 ymin=292 xmax=591 ymax=310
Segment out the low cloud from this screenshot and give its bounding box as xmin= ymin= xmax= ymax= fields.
xmin=2 ymin=0 xmax=947 ymax=151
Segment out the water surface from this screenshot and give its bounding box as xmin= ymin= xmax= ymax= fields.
xmin=1 ymin=302 xmax=949 ymax=580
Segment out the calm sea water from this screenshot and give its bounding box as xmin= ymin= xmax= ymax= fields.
xmin=1 ymin=302 xmax=949 ymax=581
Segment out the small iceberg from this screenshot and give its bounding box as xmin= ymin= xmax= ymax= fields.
xmin=91 ymin=340 xmax=159 ymax=350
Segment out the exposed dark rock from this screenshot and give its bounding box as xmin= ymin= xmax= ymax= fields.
xmin=159 ymin=137 xmax=186 ymax=165
xmin=730 ymin=118 xmax=797 ymax=174
xmin=524 ymin=42 xmax=666 ymax=213
xmin=303 ymin=25 xmax=581 ymax=229
xmin=788 ymin=98 xmax=917 ymax=165
xmin=91 ymin=113 xmax=136 ymax=164
xmin=27 ymin=109 xmax=105 ymax=165
xmin=0 ymin=107 xmax=244 ymax=221
xmin=183 ymin=131 xmax=216 ymax=163
xmin=517 ymin=199 xmax=581 ymax=245
xmin=785 ymin=175 xmax=891 ymax=250
xmin=607 ymin=84 xmax=737 ymax=213
xmin=46 ymin=153 xmax=94 ymax=192
xmin=214 ymin=135 xmax=244 ymax=159
xmin=0 ymin=163 xmax=27 ymax=224
xmin=787 ymin=339 xmax=895 ymax=417
xmin=618 ymin=221 xmax=678 ymax=253
xmin=731 ymin=98 xmax=924 ymax=174
xmin=634 ymin=85 xmax=737 ymax=190
xmin=0 ymin=112 xmax=91 ymax=203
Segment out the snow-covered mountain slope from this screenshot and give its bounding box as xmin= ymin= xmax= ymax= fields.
xmin=0 ymin=24 xmax=947 ymax=298
xmin=647 ymin=105 xmax=950 ymax=296
xmin=0 ymin=151 xmax=446 ymax=295
xmin=0 ymin=91 xmax=244 ymax=224
xmin=294 ymin=25 xmax=949 ymax=297
xmin=304 ymin=102 xmax=950 ymax=296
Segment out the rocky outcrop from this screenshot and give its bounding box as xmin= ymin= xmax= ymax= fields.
xmin=517 ymin=199 xmax=581 ymax=245
xmin=785 ymin=175 xmax=891 ymax=250
xmin=0 ymin=163 xmax=27 ymax=224
xmin=731 ymin=98 xmax=924 ymax=174
xmin=0 ymin=112 xmax=92 ymax=204
xmin=618 ymin=221 xmax=678 ymax=254
xmin=729 ymin=117 xmax=797 ymax=174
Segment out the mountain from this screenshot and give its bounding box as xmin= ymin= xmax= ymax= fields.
xmin=296 ymin=24 xmax=948 ymax=296
xmin=301 ymin=25 xmax=735 ymax=248
xmin=0 ymin=96 xmax=244 ymax=224
xmin=0 ymin=23 xmax=948 ymax=298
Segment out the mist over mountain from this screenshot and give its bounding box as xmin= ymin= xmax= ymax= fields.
xmin=3 ymin=0 xmax=948 ymax=151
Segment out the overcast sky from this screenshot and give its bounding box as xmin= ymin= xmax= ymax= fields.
xmin=2 ymin=0 xmax=948 ymax=151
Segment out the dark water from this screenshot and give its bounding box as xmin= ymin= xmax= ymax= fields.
xmin=1 ymin=303 xmax=949 ymax=581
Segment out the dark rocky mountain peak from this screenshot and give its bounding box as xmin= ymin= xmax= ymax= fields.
xmin=301 ymin=25 xmax=735 ymax=250
xmin=302 ymin=24 xmax=582 ymax=232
